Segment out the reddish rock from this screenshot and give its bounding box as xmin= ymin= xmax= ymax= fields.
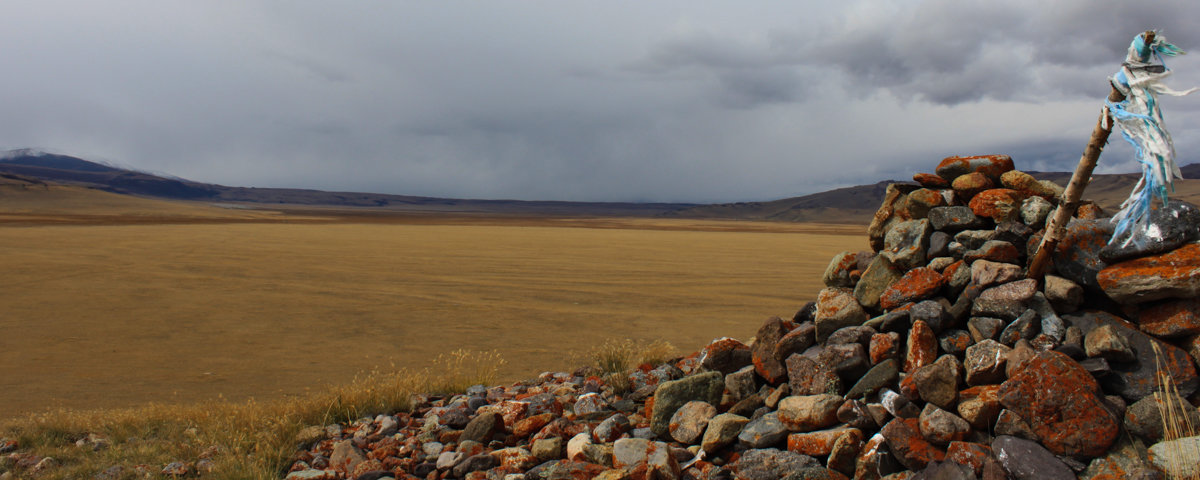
xmin=870 ymin=332 xmax=902 ymax=365
xmin=787 ymin=428 xmax=861 ymax=456
xmin=936 ymin=154 xmax=1015 ymax=182
xmin=1076 ymin=201 xmax=1105 ymax=219
xmin=941 ymin=260 xmax=966 ymax=285
xmin=854 ymin=433 xmax=890 ymax=480
xmin=513 ymin=413 xmax=554 ymax=439
xmin=997 ymin=351 xmax=1119 ymax=457
xmin=826 ymin=429 xmax=864 ymax=476
xmin=951 ymin=172 xmax=995 ymax=200
xmin=913 ymin=173 xmax=950 ymax=189
xmin=910 ymin=355 xmax=960 ymax=410
xmin=968 ymin=188 xmax=1026 ymax=222
xmin=752 ymin=316 xmax=789 ymax=384
xmin=963 ymin=240 xmax=1020 ymax=264
xmin=1097 ymin=243 xmax=1200 ymax=304
xmin=787 ymin=354 xmax=842 ymax=396
xmin=868 ymin=183 xmax=921 ymax=252
xmin=904 ymin=320 xmax=937 ymax=373
xmin=775 ymin=324 xmax=816 ymax=363
xmin=699 ymin=338 xmax=752 ymax=375
xmin=823 ymin=251 xmax=861 ymax=288
xmin=918 ymin=404 xmax=970 ymax=446
xmin=903 ymin=188 xmax=948 ymax=219
xmin=879 ymin=268 xmax=946 ymax=311
xmin=880 ymin=417 xmax=946 ymax=471
xmin=946 ymin=442 xmax=992 ymax=477
xmin=999 ymin=170 xmax=1059 ymax=200
xmin=1138 ymin=298 xmax=1200 ymax=338
xmin=816 ymin=287 xmax=868 ymax=343
xmin=778 ymin=394 xmax=843 ymax=432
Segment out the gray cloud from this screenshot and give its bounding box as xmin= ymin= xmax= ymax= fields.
xmin=1 ymin=1 xmax=1199 ymax=203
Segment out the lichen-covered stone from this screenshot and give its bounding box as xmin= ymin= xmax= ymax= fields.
xmin=910 ymin=355 xmax=960 ymax=410
xmin=913 ymin=173 xmax=950 ymax=188
xmin=904 ymin=320 xmax=937 ymax=373
xmin=904 ymin=188 xmax=947 ymax=219
xmin=786 ymin=428 xmax=861 ymax=457
xmin=936 ymin=154 xmax=1014 ymax=183
xmin=778 ymin=395 xmax=843 ymax=432
xmin=1020 ymin=195 xmax=1052 ymax=227
xmin=1052 ymin=218 xmax=1113 ymax=291
xmin=918 ymin=404 xmax=970 ymax=447
xmin=869 ymin=184 xmax=921 ymax=252
xmin=650 ymin=371 xmax=723 ymax=437
xmin=738 ymin=412 xmax=789 ymax=448
xmin=1065 ymin=310 xmax=1200 ymax=401
xmin=752 ymin=316 xmax=790 ymax=384
xmin=997 ymin=351 xmax=1119 ymax=457
xmin=817 ymin=287 xmax=868 ymax=343
xmin=1041 ymin=273 xmax=1089 ymax=314
xmin=1097 ymin=243 xmax=1200 ymax=304
xmin=956 ymin=385 xmax=1002 ymax=431
xmin=963 ymin=240 xmax=1020 ymax=264
xmin=964 ymin=339 xmax=1010 ymax=386
xmin=951 ymin=172 xmax=995 ymax=201
xmin=878 ymin=267 xmax=945 ymax=311
xmin=823 ymin=251 xmax=861 ymax=288
xmin=882 ymin=219 xmax=932 ymax=271
xmin=880 ymin=417 xmax=946 ymax=471
xmin=1138 ymin=298 xmax=1200 ymax=338
xmin=928 ymin=206 xmax=985 ymax=232
xmin=968 ymin=189 xmax=1025 ymax=222
xmin=969 ymin=260 xmax=1022 ymax=288
xmin=855 ymin=255 xmax=905 ymax=312
xmin=1000 ymin=170 xmax=1060 ymax=200
xmin=668 ymin=401 xmax=716 ymax=444
xmin=972 ymin=279 xmax=1037 ymax=320
xmin=1084 ymin=324 xmax=1135 ymax=363
xmin=699 ymin=337 xmax=752 ymax=375
xmin=701 ymin=413 xmax=749 ymax=453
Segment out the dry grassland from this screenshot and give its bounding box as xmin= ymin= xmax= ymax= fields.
xmin=1 ymin=216 xmax=863 ymax=419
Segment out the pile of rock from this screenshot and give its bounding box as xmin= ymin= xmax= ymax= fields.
xmin=283 ymin=155 xmax=1200 ymax=480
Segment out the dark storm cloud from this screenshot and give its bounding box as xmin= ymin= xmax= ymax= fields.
xmin=1 ymin=1 xmax=1199 ymax=202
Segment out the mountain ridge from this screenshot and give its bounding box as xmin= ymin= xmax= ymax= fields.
xmin=5 ymin=149 xmax=1200 ymax=223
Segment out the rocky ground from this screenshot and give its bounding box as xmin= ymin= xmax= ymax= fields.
xmin=6 ymin=155 xmax=1200 ymax=480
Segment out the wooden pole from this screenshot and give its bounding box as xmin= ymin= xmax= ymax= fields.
xmin=1027 ymin=30 xmax=1155 ymax=281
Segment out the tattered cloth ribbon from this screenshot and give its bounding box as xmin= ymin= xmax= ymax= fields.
xmin=1106 ymin=32 xmax=1198 ymax=246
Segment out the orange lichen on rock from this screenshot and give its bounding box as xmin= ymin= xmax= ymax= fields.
xmin=879 ymin=267 xmax=946 ymax=311
xmin=1097 ymin=243 xmax=1200 ymax=304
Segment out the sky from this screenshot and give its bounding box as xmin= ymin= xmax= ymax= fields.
xmin=2 ymin=1 xmax=1200 ymax=203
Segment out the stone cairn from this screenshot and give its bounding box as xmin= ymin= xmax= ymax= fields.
xmin=283 ymin=155 xmax=1200 ymax=480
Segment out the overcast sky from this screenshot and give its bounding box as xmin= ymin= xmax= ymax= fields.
xmin=3 ymin=1 xmax=1200 ymax=203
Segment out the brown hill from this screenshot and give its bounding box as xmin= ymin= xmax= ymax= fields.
xmin=0 ymin=150 xmax=694 ymax=217
xmin=669 ymin=166 xmax=1200 ymax=223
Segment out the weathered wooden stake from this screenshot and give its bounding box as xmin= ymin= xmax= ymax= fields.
xmin=1027 ymin=30 xmax=1155 ymax=281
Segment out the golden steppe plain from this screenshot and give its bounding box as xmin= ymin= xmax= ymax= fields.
xmin=0 ymin=181 xmax=865 ymax=419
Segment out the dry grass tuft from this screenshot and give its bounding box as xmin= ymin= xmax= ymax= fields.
xmin=1152 ymin=342 xmax=1200 ymax=480
xmin=590 ymin=338 xmax=677 ymax=375
xmin=0 ymin=350 xmax=504 ymax=480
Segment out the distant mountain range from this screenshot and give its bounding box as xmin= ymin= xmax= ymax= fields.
xmin=3 ymin=149 xmax=1200 ymax=223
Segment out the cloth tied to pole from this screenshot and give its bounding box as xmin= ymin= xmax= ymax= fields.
xmin=1106 ymin=32 xmax=1198 ymax=247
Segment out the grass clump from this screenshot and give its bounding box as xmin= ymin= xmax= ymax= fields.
xmin=591 ymin=338 xmax=677 ymax=375
xmin=0 ymin=350 xmax=504 ymax=480
xmin=1151 ymin=343 xmax=1200 ymax=480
